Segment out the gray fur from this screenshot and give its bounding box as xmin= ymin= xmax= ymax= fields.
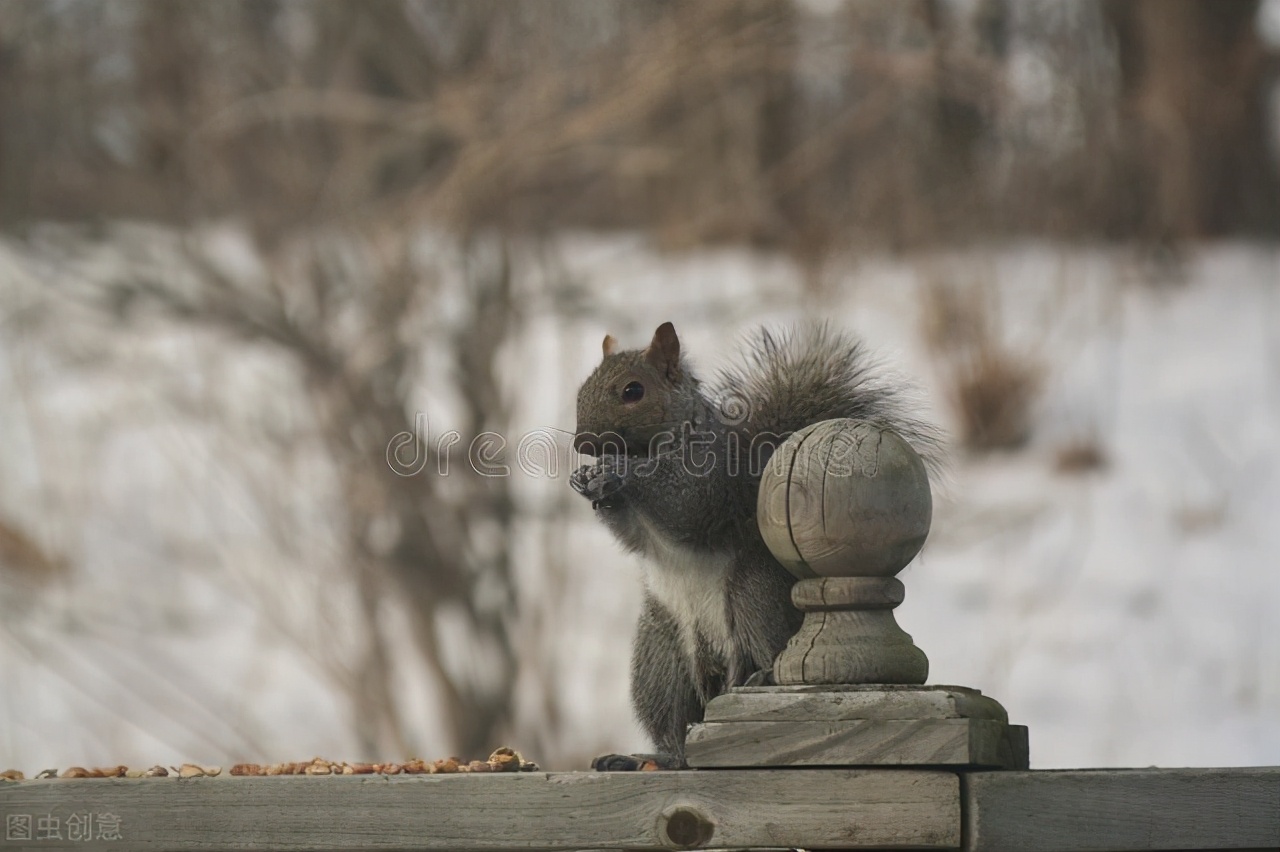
xmin=715 ymin=323 xmax=946 ymax=477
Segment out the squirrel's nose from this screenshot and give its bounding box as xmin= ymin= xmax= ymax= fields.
xmin=573 ymin=434 xmax=597 ymax=455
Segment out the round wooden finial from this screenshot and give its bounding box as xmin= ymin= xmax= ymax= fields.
xmin=757 ymin=420 xmax=932 ymax=579
xmin=758 ymin=420 xmax=933 ymax=685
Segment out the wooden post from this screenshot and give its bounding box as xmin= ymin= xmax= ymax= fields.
xmin=686 ymin=419 xmax=1029 ymax=770
xmin=760 ymin=420 xmax=931 ymax=685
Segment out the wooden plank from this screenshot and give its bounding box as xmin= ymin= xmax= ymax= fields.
xmin=964 ymin=767 xmax=1280 ymax=852
xmin=0 ymin=769 xmax=960 ymax=851
xmin=704 ymin=686 xmax=1010 ymax=723
xmin=686 ymin=718 xmax=1022 ymax=769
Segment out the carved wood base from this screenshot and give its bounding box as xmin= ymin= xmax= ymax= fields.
xmin=685 ymin=686 xmax=1030 ymax=770
xmin=773 ymin=577 xmax=929 ymax=685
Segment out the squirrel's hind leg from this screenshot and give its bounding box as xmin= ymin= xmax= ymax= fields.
xmin=630 ymin=595 xmax=702 ymax=762
xmin=589 ymin=752 xmax=683 ymax=772
xmin=726 ymin=547 xmax=804 ymax=683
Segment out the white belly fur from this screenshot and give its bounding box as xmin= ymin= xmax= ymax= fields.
xmin=639 ymin=519 xmax=733 ymax=662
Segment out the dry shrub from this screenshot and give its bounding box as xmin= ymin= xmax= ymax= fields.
xmin=13 ymin=2 xmax=1276 ymax=256
xmin=1173 ymin=497 xmax=1228 ymax=535
xmin=1054 ymin=435 xmax=1109 ymax=474
xmin=922 ymin=274 xmax=1044 ymax=452
xmin=0 ymin=516 xmax=67 ymax=583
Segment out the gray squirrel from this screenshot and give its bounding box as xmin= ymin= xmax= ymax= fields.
xmin=570 ymin=322 xmax=942 ymax=769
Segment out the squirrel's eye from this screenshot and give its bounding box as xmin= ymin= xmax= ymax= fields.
xmin=621 ymin=381 xmax=645 ymax=403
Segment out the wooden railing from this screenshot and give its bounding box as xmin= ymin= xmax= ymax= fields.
xmin=2 ymin=764 xmax=1277 ymax=850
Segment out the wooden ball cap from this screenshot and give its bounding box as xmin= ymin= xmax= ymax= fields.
xmin=757 ymin=420 xmax=932 ymax=579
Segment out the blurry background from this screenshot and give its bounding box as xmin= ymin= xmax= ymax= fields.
xmin=1 ymin=0 xmax=1278 ymax=771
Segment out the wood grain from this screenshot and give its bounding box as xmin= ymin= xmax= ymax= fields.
xmin=685 ymin=718 xmax=1023 ymax=768
xmin=0 ymin=769 xmax=960 ymax=851
xmin=773 ymin=606 xmax=931 ymax=684
xmin=964 ymin=767 xmax=1280 ymax=851
xmin=756 ymin=420 xmax=932 ymax=580
xmin=703 ymin=686 xmax=1010 ymax=723
xmin=791 ymin=576 xmax=906 ymax=610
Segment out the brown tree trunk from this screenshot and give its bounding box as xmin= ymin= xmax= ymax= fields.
xmin=1103 ymin=0 xmax=1280 ymax=240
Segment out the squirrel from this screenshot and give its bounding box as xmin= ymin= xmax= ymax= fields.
xmin=570 ymin=321 xmax=942 ymax=769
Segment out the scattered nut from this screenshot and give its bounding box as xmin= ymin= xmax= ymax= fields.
xmin=488 ymin=748 xmax=520 ymax=772
xmin=9 ymin=749 xmax=543 ymax=782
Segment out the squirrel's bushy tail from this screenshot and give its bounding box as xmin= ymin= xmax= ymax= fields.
xmin=714 ymin=323 xmax=946 ymax=475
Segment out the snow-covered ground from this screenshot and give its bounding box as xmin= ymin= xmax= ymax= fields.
xmin=1 ymin=234 xmax=1277 ymax=770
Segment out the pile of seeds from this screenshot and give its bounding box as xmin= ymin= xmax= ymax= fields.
xmin=230 ymin=749 xmax=536 ymax=776
xmin=2 ymin=766 xmax=172 ymax=780
xmin=0 ymin=748 xmax=538 ymax=781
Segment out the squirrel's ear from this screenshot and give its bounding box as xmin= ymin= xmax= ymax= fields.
xmin=602 ymin=334 xmax=618 ymax=358
xmin=645 ymin=322 xmax=680 ymax=378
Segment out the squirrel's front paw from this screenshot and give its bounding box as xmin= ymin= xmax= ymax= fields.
xmin=568 ymin=465 xmax=593 ymax=497
xmin=569 ymin=462 xmax=627 ymax=509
